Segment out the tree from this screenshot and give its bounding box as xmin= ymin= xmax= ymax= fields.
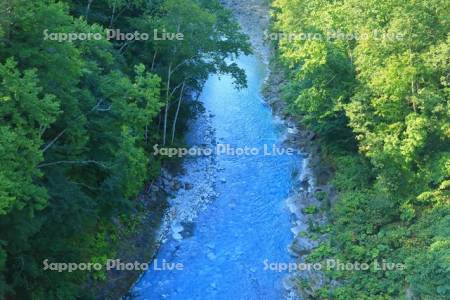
xmin=273 ymin=0 xmax=450 ymax=298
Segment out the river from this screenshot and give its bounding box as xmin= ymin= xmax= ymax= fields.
xmin=129 ymin=54 xmax=304 ymax=299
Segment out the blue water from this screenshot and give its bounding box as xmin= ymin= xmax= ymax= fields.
xmin=131 ymin=55 xmax=302 ymax=299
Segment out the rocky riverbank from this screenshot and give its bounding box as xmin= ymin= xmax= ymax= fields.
xmin=91 ymin=103 xmax=219 ymax=299
xmin=220 ymin=0 xmax=336 ymax=298
xmin=157 ymin=110 xmax=220 ymax=242
xmin=97 ymin=0 xmax=335 ymax=298
xmin=219 ymin=0 xmax=271 ymax=65
xmin=96 ymin=2 xmax=274 ymax=296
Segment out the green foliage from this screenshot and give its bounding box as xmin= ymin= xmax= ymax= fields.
xmin=314 ymin=191 xmax=327 ymax=202
xmin=0 ymin=0 xmax=249 ymax=298
xmin=273 ymin=0 xmax=450 ymax=298
xmin=406 ymin=205 xmax=450 ymax=299
xmin=0 ymin=59 xmax=59 ymax=215
xmin=303 ymin=205 xmax=319 ymax=214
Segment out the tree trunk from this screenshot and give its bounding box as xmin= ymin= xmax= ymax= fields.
xmin=163 ymin=63 xmax=172 ymax=145
xmin=151 ymin=50 xmax=157 ymax=71
xmin=171 ymin=81 xmax=186 ymax=144
xmin=85 ymin=0 xmax=94 ymax=19
xmin=145 ymin=124 xmax=148 ymax=144
xmin=110 ymin=3 xmax=116 ymax=28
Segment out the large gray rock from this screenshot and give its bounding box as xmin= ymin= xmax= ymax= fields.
xmin=289 ymin=236 xmax=318 ymax=257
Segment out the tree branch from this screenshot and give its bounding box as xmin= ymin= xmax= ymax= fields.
xmin=38 ymin=160 xmax=108 ymax=169
xmin=41 ymin=99 xmax=109 ymax=153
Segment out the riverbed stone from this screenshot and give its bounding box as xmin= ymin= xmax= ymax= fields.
xmin=289 ymin=236 xmax=318 ymax=257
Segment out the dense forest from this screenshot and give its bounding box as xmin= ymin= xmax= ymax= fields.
xmin=1 ymin=0 xmax=449 ymax=299
xmin=0 ymin=0 xmax=250 ymax=298
xmin=272 ymin=0 xmax=449 ymax=298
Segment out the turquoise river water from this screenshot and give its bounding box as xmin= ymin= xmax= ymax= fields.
xmin=129 ymin=54 xmax=303 ymax=300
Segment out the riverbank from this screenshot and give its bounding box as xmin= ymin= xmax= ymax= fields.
xmin=95 ymin=0 xmax=334 ymax=298
xmin=90 ymin=102 xmax=219 ymax=299
xmin=220 ymin=0 xmax=335 ymax=298
xmin=94 ymin=1 xmax=267 ymax=297
xmin=89 ymin=182 xmax=167 ymax=299
xmin=219 ymin=0 xmax=271 ymax=64
xmin=131 ymin=49 xmax=301 ymax=298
